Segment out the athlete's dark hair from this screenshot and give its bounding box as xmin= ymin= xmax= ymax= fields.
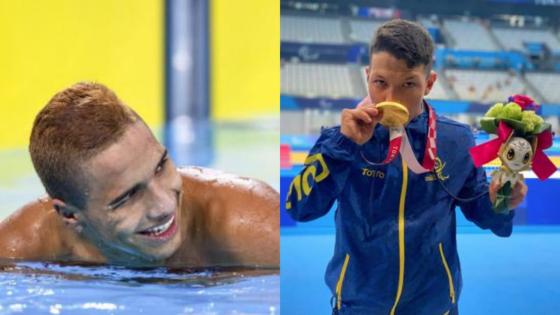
xmin=370 ymin=19 xmax=434 ymax=72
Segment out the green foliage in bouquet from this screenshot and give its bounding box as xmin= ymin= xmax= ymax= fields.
xmin=480 ymin=99 xmax=550 ymax=136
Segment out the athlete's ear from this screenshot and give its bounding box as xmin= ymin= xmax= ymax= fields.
xmin=52 ymin=199 xmax=83 ymax=233
xmin=424 ymin=70 xmax=437 ymax=96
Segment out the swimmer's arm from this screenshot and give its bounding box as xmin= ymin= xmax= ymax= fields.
xmin=286 ymin=126 xmax=357 ymax=222
xmin=458 ymin=136 xmax=514 ymax=237
xmin=0 ymin=199 xmax=66 ymax=260
xmin=458 ymin=168 xmax=514 ymax=237
xmin=215 ymin=178 xmax=279 ymax=267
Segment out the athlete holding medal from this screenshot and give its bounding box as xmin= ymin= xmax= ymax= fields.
xmin=286 ymin=19 xmax=527 ymax=314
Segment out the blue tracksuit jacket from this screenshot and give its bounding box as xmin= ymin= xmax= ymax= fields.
xmin=285 ymin=107 xmax=514 ymax=315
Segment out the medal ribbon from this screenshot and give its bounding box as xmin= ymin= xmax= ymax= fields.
xmin=365 ymin=101 xmax=437 ymax=174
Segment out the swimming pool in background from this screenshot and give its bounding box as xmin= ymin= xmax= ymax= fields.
xmin=0 ymin=120 xmax=280 ymax=315
xmin=0 ymin=120 xmax=280 ymax=217
xmin=0 ymin=262 xmax=279 ymax=314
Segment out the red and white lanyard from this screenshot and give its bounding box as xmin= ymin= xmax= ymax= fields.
xmin=363 ymin=102 xmax=437 ymax=174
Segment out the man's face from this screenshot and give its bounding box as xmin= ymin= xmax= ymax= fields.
xmin=75 ymin=122 xmax=184 ymax=263
xmin=366 ymin=51 xmax=436 ymax=119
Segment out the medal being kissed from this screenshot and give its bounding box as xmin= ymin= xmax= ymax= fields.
xmin=362 ymin=100 xmax=437 ymax=174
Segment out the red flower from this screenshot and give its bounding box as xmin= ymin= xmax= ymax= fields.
xmin=508 ymin=94 xmax=537 ymax=110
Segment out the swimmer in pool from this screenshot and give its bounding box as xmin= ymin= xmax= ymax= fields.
xmin=0 ymin=82 xmax=279 ymax=268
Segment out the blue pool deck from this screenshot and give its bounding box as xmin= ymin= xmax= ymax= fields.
xmin=281 ymin=225 xmax=560 ymax=315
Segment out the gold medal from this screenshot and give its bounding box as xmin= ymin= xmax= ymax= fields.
xmin=375 ymin=101 xmax=409 ymax=127
xmin=361 ymin=100 xmax=437 ymax=174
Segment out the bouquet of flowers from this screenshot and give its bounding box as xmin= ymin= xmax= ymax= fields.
xmin=469 ymin=95 xmax=555 ymax=213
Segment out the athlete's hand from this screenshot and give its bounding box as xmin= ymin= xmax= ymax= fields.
xmin=489 ymin=178 xmax=528 ymax=210
xmin=340 ymin=97 xmax=383 ymax=145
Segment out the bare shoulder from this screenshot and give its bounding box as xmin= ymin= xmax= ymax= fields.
xmin=178 ymin=167 xmax=279 ymax=266
xmin=178 ymin=166 xmax=279 ymax=204
xmin=0 ymin=197 xmax=65 ymax=260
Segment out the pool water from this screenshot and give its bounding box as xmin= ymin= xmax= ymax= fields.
xmin=0 ymin=262 xmax=279 ymax=315
xmin=0 ymin=121 xmax=280 ymax=314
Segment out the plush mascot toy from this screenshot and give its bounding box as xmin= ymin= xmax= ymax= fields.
xmin=469 ymin=95 xmax=556 ymax=213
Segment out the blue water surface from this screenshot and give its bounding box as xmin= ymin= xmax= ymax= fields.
xmin=0 ymin=262 xmax=279 ymax=315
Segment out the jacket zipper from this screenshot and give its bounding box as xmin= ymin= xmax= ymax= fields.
xmin=438 ymin=242 xmax=456 ymax=304
xmin=335 ymin=253 xmax=350 ymax=310
xmin=389 ymin=159 xmax=408 ymax=315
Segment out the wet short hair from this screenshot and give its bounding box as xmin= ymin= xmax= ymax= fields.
xmin=29 ymin=82 xmax=140 ymax=208
xmin=370 ymin=19 xmax=434 ymax=72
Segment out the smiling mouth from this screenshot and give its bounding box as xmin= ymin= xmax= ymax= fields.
xmin=138 ymin=215 xmax=177 ymax=239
